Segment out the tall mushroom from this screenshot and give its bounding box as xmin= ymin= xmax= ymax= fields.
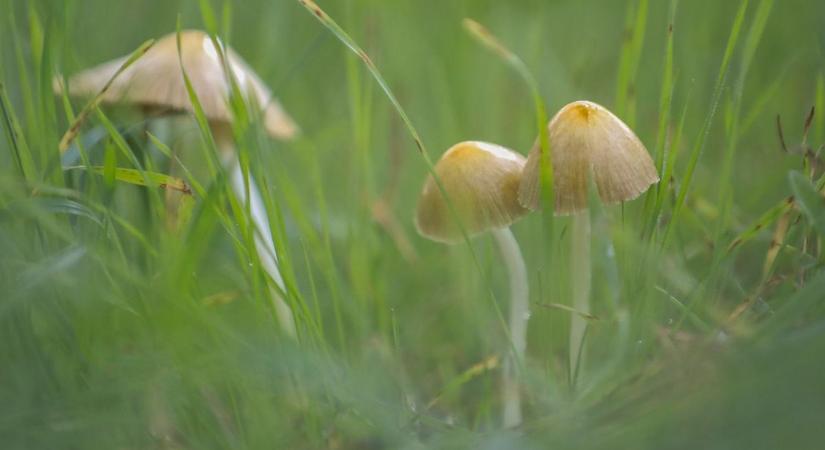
xmin=518 ymin=100 xmax=659 ymax=381
xmin=56 ymin=30 xmax=299 ymax=337
xmin=415 ymin=141 xmax=529 ymax=428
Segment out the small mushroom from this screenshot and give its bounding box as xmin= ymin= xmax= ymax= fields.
xmin=56 ymin=29 xmax=297 ymax=141
xmin=56 ymin=30 xmax=298 ymax=338
xmin=415 ymin=141 xmax=529 ymax=427
xmin=518 ymin=100 xmax=659 ymax=380
xmin=518 ymin=100 xmax=658 ymax=213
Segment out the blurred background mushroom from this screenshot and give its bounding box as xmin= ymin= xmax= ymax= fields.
xmin=519 ymin=100 xmax=659 ymax=381
xmin=415 ymin=140 xmax=529 ymax=428
xmin=55 ymin=30 xmax=299 ymax=338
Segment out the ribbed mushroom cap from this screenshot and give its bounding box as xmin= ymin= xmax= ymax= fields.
xmin=55 ymin=30 xmax=297 ymax=140
xmin=518 ymin=100 xmax=659 ymax=214
xmin=415 ymin=141 xmax=528 ymax=244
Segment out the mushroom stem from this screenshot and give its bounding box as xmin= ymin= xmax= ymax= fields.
xmin=570 ymin=210 xmax=591 ymax=384
xmin=214 ymin=127 xmax=297 ymax=339
xmin=492 ymin=227 xmax=528 ymax=428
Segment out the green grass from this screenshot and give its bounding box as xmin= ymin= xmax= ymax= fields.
xmin=2 ymin=0 xmax=825 ymax=448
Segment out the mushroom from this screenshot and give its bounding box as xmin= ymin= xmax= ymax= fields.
xmin=518 ymin=100 xmax=659 ymax=380
xmin=55 ymin=29 xmax=297 ymax=140
xmin=415 ymin=141 xmax=529 ymax=427
xmin=56 ymin=30 xmax=299 ymax=337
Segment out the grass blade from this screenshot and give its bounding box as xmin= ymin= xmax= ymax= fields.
xmin=57 ymin=39 xmax=155 ymax=153
xmin=660 ymin=0 xmax=750 ymax=249
xmin=461 ymin=18 xmax=554 ymax=218
xmin=0 ymin=82 xmax=37 ymax=181
xmin=715 ymin=0 xmax=774 ymax=235
xmin=294 ymin=0 xmax=485 ymax=261
xmin=614 ymin=0 xmax=649 ymax=128
xmin=643 ymin=0 xmax=678 ymax=234
xmin=727 ymin=196 xmax=794 ymax=252
xmin=63 ymin=166 xmax=192 ymax=194
xmin=790 ymin=171 xmax=825 ymax=238
xmin=294 ymin=0 xmax=515 ymax=362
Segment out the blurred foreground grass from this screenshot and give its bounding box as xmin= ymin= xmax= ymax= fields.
xmin=2 ymin=0 xmax=825 ymax=448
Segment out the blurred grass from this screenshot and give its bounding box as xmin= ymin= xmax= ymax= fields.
xmin=2 ymin=0 xmax=825 ymax=448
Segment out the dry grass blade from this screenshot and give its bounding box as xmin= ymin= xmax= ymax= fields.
xmin=790 ymin=171 xmax=825 ymax=238
xmin=296 ymin=0 xmax=426 ymax=155
xmin=462 ymin=18 xmax=553 ymax=211
xmin=535 ymin=302 xmax=600 ymax=321
xmin=777 ymin=114 xmax=789 ymax=153
xmin=295 ymin=0 xmax=485 ymax=250
xmin=762 ymin=209 xmax=791 ymax=279
xmin=371 ymin=199 xmax=418 ymax=263
xmin=294 ymin=1 xmax=510 ymax=344
xmin=425 ymin=355 xmax=500 ymax=411
xmin=63 ymin=165 xmax=193 ymax=194
xmin=802 ymin=106 xmax=815 ymax=146
xmin=727 ymin=196 xmax=794 ymax=252
xmin=462 ymin=19 xmax=515 ymax=63
xmin=660 ymin=0 xmax=750 ymax=249
xmin=57 ymin=39 xmax=155 ymax=153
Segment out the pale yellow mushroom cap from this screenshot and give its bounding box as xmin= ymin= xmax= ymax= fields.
xmin=415 ymin=141 xmax=528 ymax=244
xmin=518 ymin=100 xmax=659 ymax=214
xmin=55 ymin=30 xmax=298 ymax=140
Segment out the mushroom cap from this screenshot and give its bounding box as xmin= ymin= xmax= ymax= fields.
xmin=55 ymin=30 xmax=297 ymax=140
xmin=415 ymin=141 xmax=528 ymax=244
xmin=518 ymin=100 xmax=659 ymax=214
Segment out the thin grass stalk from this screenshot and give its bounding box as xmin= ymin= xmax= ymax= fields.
xmin=642 ymin=0 xmax=678 ymax=236
xmin=660 ymin=0 xmax=750 ymax=250
xmin=295 ymin=0 xmax=513 ymax=343
xmin=715 ymin=0 xmax=774 ymax=238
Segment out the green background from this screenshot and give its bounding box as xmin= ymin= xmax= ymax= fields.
xmin=2 ymin=0 xmax=825 ymax=448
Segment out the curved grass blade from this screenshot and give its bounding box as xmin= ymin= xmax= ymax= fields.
xmin=57 ymin=39 xmax=155 ymax=153
xmin=146 ymin=131 xmax=207 ymax=197
xmin=31 ymin=197 xmax=104 ymax=226
xmin=727 ymin=196 xmax=794 ymax=252
xmin=758 ymin=271 xmax=825 ymax=338
xmin=790 ymin=171 xmax=825 ymax=238
xmin=0 ymin=245 xmax=87 ymax=318
xmin=295 ymin=0 xmax=512 ymax=353
xmin=461 ymin=18 xmax=554 ymax=218
xmin=295 ymin=0 xmax=484 ymax=259
xmin=0 ymin=82 xmax=37 ymax=181
xmin=715 ymin=0 xmax=775 ymax=236
xmin=643 ymin=0 xmax=678 ymax=229
xmin=535 ymin=302 xmax=600 ymax=321
xmin=614 ymin=0 xmax=649 ymax=128
xmin=816 ymin=74 xmax=824 ymax=144
xmin=762 ymin=208 xmax=791 ymax=280
xmin=63 ymin=166 xmax=192 ymax=194
xmin=661 ymin=0 xmax=750 ymax=250
xmin=425 ymin=355 xmax=500 ymax=411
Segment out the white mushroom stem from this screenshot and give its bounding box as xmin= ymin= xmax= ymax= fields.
xmin=569 ymin=211 xmax=591 ymax=383
xmin=214 ymin=127 xmax=297 ymax=339
xmin=492 ymin=227 xmax=528 ymax=428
